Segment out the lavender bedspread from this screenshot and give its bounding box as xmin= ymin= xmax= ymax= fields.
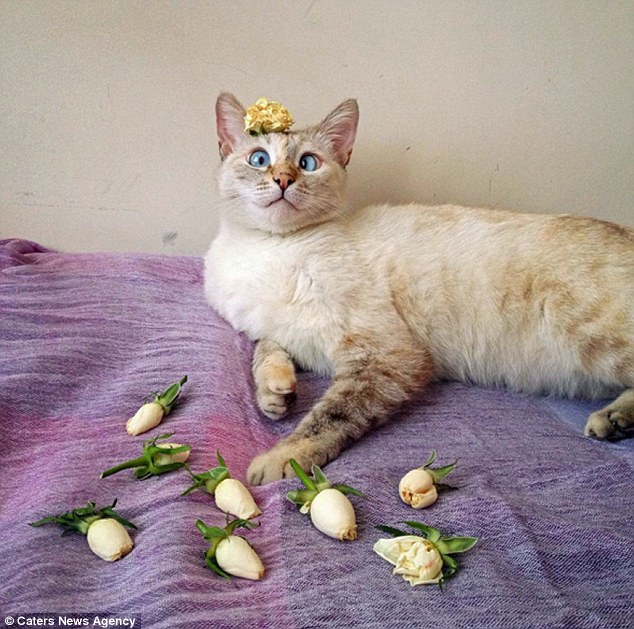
xmin=1 ymin=238 xmax=632 ymax=629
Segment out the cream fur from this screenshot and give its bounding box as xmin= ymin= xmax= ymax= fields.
xmin=205 ymin=93 xmax=634 ymax=484
xmin=206 ymin=203 xmax=633 ymax=398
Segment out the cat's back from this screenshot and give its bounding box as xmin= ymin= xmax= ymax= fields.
xmin=353 ymin=202 xmax=634 ymax=319
xmin=351 ymin=203 xmax=633 ymax=272
xmin=350 ymin=203 xmax=633 ymax=396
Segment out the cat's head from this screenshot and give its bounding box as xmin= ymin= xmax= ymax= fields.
xmin=215 ymin=93 xmax=358 ymax=234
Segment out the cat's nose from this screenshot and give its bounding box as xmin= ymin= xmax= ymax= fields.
xmin=273 ymin=173 xmax=295 ymax=191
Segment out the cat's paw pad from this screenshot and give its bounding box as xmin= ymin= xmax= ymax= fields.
xmin=256 ymin=364 xmax=297 ymax=420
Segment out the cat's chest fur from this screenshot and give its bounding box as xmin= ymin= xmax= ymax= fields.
xmin=204 ymin=224 xmax=367 ymax=374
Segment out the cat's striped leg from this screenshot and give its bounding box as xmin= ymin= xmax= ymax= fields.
xmin=253 ymin=339 xmax=297 ymax=420
xmin=247 ymin=332 xmax=433 ymax=485
xmin=584 ymin=389 xmax=634 ymax=439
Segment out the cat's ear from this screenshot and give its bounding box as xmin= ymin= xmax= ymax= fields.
xmin=216 ymin=92 xmax=246 ymax=159
xmin=315 ymin=99 xmax=359 ymax=167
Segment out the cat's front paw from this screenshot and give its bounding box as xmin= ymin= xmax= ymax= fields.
xmin=255 ymin=363 xmax=297 ymax=420
xmin=247 ymin=449 xmax=296 ymax=485
xmin=247 ymin=439 xmax=326 ymax=485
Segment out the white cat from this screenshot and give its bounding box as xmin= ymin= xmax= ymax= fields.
xmin=205 ymin=93 xmax=634 ymax=485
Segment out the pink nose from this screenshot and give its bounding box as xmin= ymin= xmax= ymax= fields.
xmin=273 ymin=173 xmax=295 ymax=190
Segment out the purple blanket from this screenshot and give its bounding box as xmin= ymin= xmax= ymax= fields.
xmin=1 ymin=238 xmax=632 ymax=629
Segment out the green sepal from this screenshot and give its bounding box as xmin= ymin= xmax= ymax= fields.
xmin=29 ymin=499 xmax=136 ymax=536
xmin=215 ymin=450 xmax=227 ymax=469
xmin=181 ymin=451 xmax=231 ymax=496
xmin=100 ymin=432 xmax=191 ymax=480
xmin=440 ymin=553 xmax=458 ymax=580
xmin=151 ymin=462 xmax=187 ymax=475
xmin=289 ymin=459 xmax=317 ymax=491
xmin=417 ymin=450 xmax=457 ymax=485
xmin=404 ymin=521 xmax=442 ymax=543
xmin=99 ymin=499 xmax=138 ymax=530
xmin=225 ymin=517 xmax=258 ymax=536
xmin=375 ymin=525 xmax=410 ymax=538
xmin=204 ymin=550 xmax=231 ymax=579
xmin=286 ymin=488 xmax=318 ymax=507
xmin=286 ymin=460 xmax=364 ymax=511
xmin=311 ymin=464 xmax=330 ymax=490
xmin=427 ymin=462 xmax=457 ymax=484
xmin=424 ymin=450 xmax=437 ymax=467
xmin=334 ymin=483 xmax=366 ymax=498
xmin=154 ymin=375 xmax=188 ymax=415
xmin=196 ymin=517 xmax=259 ymax=579
xmin=196 ymin=517 xmax=257 ymax=545
xmin=196 ymin=520 xmax=229 ymax=541
xmin=153 ymin=443 xmax=190 ymax=456
xmin=196 ymin=520 xmax=231 ymax=580
xmin=436 ymin=536 xmax=478 ymax=554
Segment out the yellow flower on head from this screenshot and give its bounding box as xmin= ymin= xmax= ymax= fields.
xmin=244 ymin=97 xmax=294 ymax=135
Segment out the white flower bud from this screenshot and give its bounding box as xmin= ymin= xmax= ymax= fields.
xmin=126 ymin=402 xmax=164 ymax=436
xmin=374 ymin=535 xmax=443 ymax=585
xmin=215 ymin=535 xmax=265 ymax=580
xmin=152 ymin=442 xmax=190 ymax=466
xmin=309 ymin=488 xmax=357 ymax=541
xmin=215 ymin=479 xmax=262 ymax=519
xmin=86 ymin=518 xmax=134 ymax=562
xmin=399 ymin=468 xmax=438 ymax=509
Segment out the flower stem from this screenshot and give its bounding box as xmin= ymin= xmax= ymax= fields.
xmin=100 ymin=456 xmax=147 ymax=478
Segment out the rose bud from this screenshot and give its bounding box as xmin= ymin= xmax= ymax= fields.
xmin=215 ymin=534 xmax=265 ymax=581
xmin=182 ymin=451 xmax=261 ymax=520
xmin=100 ymin=432 xmax=191 ymax=480
xmin=86 ymin=518 xmax=134 ymax=562
xmin=196 ymin=517 xmax=264 ymax=580
xmin=399 ymin=450 xmax=456 ymax=509
xmin=286 ymin=459 xmax=364 ymax=541
xmin=374 ymin=535 xmax=443 ymax=585
xmin=126 ymin=402 xmax=164 ymax=436
xmin=215 ymin=479 xmax=261 ymax=520
xmin=309 ymin=487 xmax=357 ymax=541
xmin=29 ymin=499 xmax=137 ymax=562
xmin=126 ymin=376 xmax=187 ymax=436
xmin=399 ymin=469 xmax=438 ymax=509
xmin=375 ymin=521 xmax=477 ymax=587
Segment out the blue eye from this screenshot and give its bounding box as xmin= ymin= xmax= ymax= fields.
xmin=299 ymin=153 xmax=320 ymax=172
xmin=248 ymin=150 xmax=271 ymax=168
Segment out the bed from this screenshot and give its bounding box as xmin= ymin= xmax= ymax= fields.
xmin=1 ymin=238 xmax=632 ymax=629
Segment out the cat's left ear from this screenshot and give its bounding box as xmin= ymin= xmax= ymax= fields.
xmin=316 ymin=99 xmax=359 ymax=167
xmin=216 ymin=92 xmax=246 ymax=159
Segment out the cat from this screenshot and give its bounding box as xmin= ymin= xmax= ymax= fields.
xmin=204 ymin=92 xmax=634 ymax=485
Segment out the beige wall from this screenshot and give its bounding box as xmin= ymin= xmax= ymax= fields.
xmin=1 ymin=0 xmax=632 ymax=254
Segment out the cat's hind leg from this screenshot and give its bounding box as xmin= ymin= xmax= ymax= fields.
xmin=253 ymin=339 xmax=297 ymax=419
xmin=584 ymin=389 xmax=634 ymax=439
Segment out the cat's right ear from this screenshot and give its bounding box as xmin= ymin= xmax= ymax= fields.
xmin=316 ymin=99 xmax=359 ymax=167
xmin=216 ymin=92 xmax=246 ymax=159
